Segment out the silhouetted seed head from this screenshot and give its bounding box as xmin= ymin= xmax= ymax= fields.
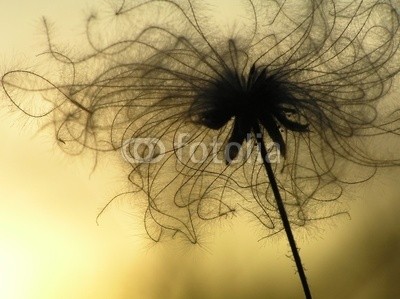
xmin=2 ymin=0 xmax=400 ymax=243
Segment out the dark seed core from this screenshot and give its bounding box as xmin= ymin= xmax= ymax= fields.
xmin=190 ymin=63 xmax=309 ymax=163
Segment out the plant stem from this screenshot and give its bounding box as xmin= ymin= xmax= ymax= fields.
xmin=254 ymin=126 xmax=312 ymax=299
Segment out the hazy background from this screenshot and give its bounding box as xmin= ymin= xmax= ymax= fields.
xmin=1 ymin=1 xmax=400 ymax=298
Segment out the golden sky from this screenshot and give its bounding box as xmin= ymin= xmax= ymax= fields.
xmin=1 ymin=1 xmax=400 ymax=298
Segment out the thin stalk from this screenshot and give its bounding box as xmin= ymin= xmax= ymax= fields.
xmin=254 ymin=125 xmax=312 ymax=299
